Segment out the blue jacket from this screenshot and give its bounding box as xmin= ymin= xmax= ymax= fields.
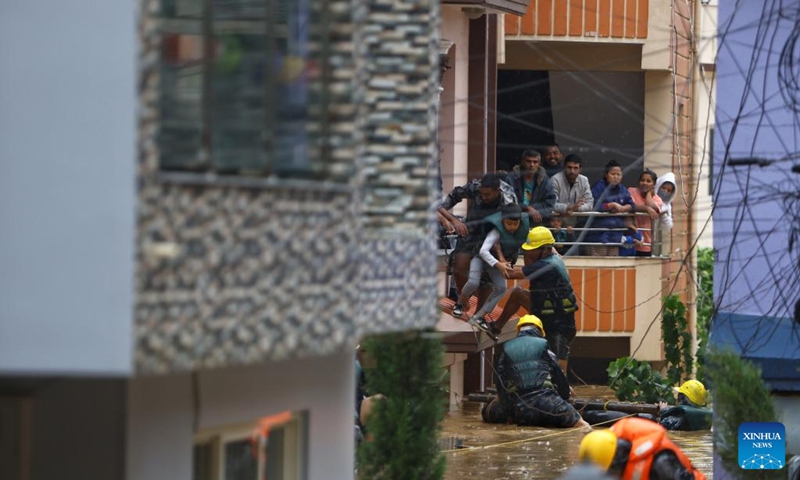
xmin=619 ymin=229 xmax=643 ymax=256
xmin=585 ymin=179 xmax=636 ymax=244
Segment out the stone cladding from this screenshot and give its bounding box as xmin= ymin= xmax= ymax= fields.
xmin=354 ymin=0 xmax=441 ymax=334
xmin=135 ymin=0 xmax=440 ymax=373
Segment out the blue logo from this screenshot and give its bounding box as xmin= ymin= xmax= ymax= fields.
xmin=738 ymin=422 xmax=785 ymax=470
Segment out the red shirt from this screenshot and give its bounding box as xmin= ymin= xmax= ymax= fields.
xmin=628 ymin=188 xmax=663 ymax=253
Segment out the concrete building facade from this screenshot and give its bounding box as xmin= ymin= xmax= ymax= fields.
xmin=0 ymin=0 xmax=443 ymax=477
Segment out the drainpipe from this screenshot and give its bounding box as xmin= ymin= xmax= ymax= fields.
xmin=687 ymin=0 xmax=702 ymax=366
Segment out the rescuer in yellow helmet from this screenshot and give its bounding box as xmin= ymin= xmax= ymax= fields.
xmin=480 ymin=315 xmax=589 ymax=428
xmin=655 ymin=380 xmax=712 ymax=431
xmin=488 ymin=226 xmax=579 ymax=374
xmin=578 ymin=418 xmax=707 ymax=480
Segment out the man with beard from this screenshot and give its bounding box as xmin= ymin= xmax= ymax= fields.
xmin=542 ymin=143 xmax=564 ymax=178
xmin=551 ymin=154 xmax=593 ymax=230
xmin=437 ymin=173 xmax=517 ymax=317
xmin=504 ymin=149 xmax=556 ymax=227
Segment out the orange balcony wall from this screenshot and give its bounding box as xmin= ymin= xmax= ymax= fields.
xmin=506 ymin=0 xmax=648 ymax=39
xmin=436 ymin=255 xmax=665 ymax=362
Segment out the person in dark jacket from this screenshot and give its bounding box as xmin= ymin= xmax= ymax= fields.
xmin=505 ymin=150 xmax=557 ymax=227
xmin=481 ymin=315 xmax=589 ymax=428
xmin=579 ymin=379 xmax=712 ymax=430
xmin=657 ymin=380 xmax=712 ymax=431
xmin=437 ymin=173 xmax=518 ymax=317
xmin=542 ymin=143 xmax=564 ymax=178
xmin=584 ymin=160 xmax=635 ymax=256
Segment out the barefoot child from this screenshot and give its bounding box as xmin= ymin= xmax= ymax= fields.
xmin=456 ymin=204 xmax=529 ymax=332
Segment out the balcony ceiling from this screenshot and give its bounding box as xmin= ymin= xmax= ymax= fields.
xmin=441 ymin=0 xmax=533 ymax=17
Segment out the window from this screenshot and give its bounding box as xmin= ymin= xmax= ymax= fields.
xmin=193 ymin=411 xmax=308 ymax=480
xmin=159 ymin=0 xmax=326 ymax=178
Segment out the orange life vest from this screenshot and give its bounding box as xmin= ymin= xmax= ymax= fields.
xmin=610 ymin=417 xmax=706 ymax=480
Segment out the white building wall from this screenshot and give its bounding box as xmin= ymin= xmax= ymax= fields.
xmin=439 ymin=6 xmax=470 ymax=215
xmin=0 ymin=0 xmax=136 ymax=375
xmin=127 ymin=351 xmax=355 ymax=480
xmin=692 ymin=0 xmax=717 ymax=249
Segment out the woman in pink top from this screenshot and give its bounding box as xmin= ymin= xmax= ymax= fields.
xmin=628 ymin=170 xmax=662 ymax=256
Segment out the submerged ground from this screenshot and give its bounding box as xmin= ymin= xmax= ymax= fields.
xmin=441 ymin=386 xmax=714 ymax=479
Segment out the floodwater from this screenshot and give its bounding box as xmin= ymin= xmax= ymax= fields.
xmin=441 ymin=386 xmax=714 ymax=480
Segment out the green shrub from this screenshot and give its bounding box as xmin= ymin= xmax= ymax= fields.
xmin=706 ymin=349 xmax=782 ymax=480
xmin=695 ymin=247 xmax=715 ymax=382
xmin=607 ymin=357 xmax=672 ymax=404
xmin=661 ymin=294 xmax=694 ymax=384
xmin=357 ymin=331 xmax=447 ymax=480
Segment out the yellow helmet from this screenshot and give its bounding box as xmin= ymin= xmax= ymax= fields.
xmin=676 ymin=380 xmax=707 ymax=406
xmin=578 ymin=429 xmax=618 ymax=470
xmin=516 ymin=314 xmax=545 ymax=336
xmin=522 ymin=226 xmax=555 ymax=251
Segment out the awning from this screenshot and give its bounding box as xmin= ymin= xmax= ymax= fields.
xmin=709 ymin=312 xmax=800 ymax=392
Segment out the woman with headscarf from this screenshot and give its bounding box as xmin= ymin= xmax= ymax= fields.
xmin=655 ymin=172 xmax=677 ymax=231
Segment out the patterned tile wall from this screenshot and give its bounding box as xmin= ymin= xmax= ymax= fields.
xmin=135 ymin=0 xmax=440 ymax=374
xmin=354 ymin=0 xmax=441 ymax=334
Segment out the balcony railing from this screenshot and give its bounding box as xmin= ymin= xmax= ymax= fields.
xmin=439 ymin=211 xmax=663 ymax=257
xmin=552 ymin=211 xmax=663 ymax=256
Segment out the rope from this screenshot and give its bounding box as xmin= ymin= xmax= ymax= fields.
xmin=441 ymin=413 xmax=635 ymax=455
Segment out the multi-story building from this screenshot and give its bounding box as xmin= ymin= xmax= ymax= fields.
xmin=709 ymin=0 xmax=800 ymax=471
xmin=0 ymin=0 xmax=443 ymax=478
xmin=437 ymin=0 xmax=717 ymax=390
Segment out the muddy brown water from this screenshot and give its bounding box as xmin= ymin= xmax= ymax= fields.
xmin=441 ymin=386 xmax=713 ymax=480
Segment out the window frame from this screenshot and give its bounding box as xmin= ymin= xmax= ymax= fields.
xmin=156 ymin=0 xmax=332 ymax=182
xmin=192 ymin=411 xmax=308 ymax=480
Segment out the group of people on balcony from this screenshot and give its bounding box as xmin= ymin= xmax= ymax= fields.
xmin=435 ymin=145 xmax=681 ymax=366
xmin=435 ymin=145 xmax=678 ymax=360
xmin=433 ymin=146 xmax=706 ymax=452
xmin=438 ymin=144 xmax=678 ymax=259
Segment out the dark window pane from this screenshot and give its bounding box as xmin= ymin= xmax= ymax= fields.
xmin=210 ymin=0 xmax=268 ymax=175
xmin=209 ymin=34 xmax=268 ymax=174
xmin=193 ymin=443 xmax=214 ymax=480
xmin=157 ymin=0 xmax=329 ymax=178
xmin=264 ymin=427 xmax=285 ymax=480
xmin=162 ymin=0 xmax=204 ymax=18
xmin=272 ymin=0 xmax=312 ymax=175
xmin=224 ymin=438 xmax=258 ymax=480
xmin=160 ymin=32 xmax=206 ymax=171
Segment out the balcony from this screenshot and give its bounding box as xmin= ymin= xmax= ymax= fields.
xmin=436 ymin=213 xmax=667 ymax=364
xmin=504 ymin=0 xmax=649 ymax=41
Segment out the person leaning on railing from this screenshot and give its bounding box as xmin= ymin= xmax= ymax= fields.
xmin=550 ymin=154 xmax=593 ymax=229
xmin=436 ymin=173 xmax=518 ymax=317
xmin=584 ymin=160 xmax=635 ymax=256
xmin=627 ymin=169 xmax=662 ymax=257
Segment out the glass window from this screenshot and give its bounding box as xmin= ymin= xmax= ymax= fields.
xmin=193 ymin=411 xmax=308 ymax=480
xmin=158 ymin=0 xmax=325 ymax=178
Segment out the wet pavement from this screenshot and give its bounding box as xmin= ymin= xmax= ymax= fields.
xmin=441 ymin=386 xmax=713 ymax=480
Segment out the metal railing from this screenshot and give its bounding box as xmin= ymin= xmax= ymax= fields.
xmin=549 ymin=211 xmax=663 ymax=257
xmin=438 ymin=211 xmax=664 ymax=257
